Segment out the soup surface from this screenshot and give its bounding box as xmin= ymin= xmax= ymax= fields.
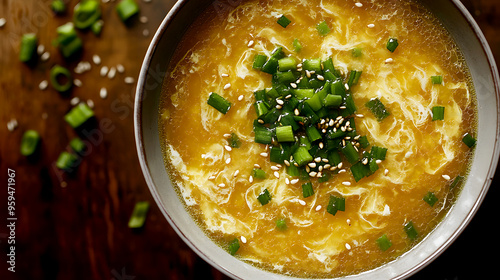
xmin=159 ymin=0 xmax=476 ymax=277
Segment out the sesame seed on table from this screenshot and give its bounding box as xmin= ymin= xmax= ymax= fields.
xmin=0 ymin=0 xmax=499 ymax=280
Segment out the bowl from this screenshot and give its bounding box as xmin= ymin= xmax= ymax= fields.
xmin=134 ymin=0 xmax=500 ymax=279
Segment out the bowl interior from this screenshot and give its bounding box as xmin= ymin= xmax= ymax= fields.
xmin=134 ymin=0 xmax=500 ymax=279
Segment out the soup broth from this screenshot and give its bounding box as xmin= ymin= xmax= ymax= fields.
xmin=159 ymin=0 xmax=476 ymax=277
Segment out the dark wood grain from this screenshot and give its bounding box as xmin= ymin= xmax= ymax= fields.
xmin=0 ymin=0 xmax=499 ymax=279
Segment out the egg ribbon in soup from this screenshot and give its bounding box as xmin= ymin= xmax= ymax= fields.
xmin=159 ymin=0 xmax=477 ymax=277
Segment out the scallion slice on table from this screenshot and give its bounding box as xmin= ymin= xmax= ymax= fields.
xmin=376 ymin=234 xmax=392 ymax=251
xmin=51 ymin=0 xmax=67 ymax=14
xmin=91 ymin=20 xmax=104 ymax=36
xmin=20 ymin=130 xmax=40 ymax=156
xmin=462 ymin=132 xmax=476 ymax=148
xmin=56 ymin=151 xmax=78 ymax=170
xmin=116 ymin=0 xmax=140 ymax=22
xmin=19 ymin=33 xmax=38 ymax=62
xmin=366 ymin=98 xmax=390 ymax=121
xmin=69 ymin=137 xmax=86 ymax=154
xmin=386 ymin=38 xmax=399 ymax=52
xmin=73 ymin=0 xmax=101 ymax=29
xmin=56 ymin=23 xmax=83 ymax=58
xmin=207 ymin=92 xmax=231 ymax=114
xmin=431 ymin=106 xmax=445 ymax=121
xmin=257 ymin=189 xmax=272 ymax=205
xmin=228 ymin=238 xmax=240 ymax=255
xmin=128 ymin=201 xmax=150 ymax=228
xmin=316 ymin=20 xmax=330 ymax=36
xmin=64 ymin=103 xmax=95 ymax=128
xmin=275 ymin=218 xmax=287 ymax=231
xmin=50 ymin=65 xmax=73 ymax=92
xmin=302 ymin=182 xmax=314 ymax=198
xmin=277 ymin=15 xmax=291 ymax=28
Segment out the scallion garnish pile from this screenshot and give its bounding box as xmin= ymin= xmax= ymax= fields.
xmin=248 ymin=46 xmax=388 ymax=187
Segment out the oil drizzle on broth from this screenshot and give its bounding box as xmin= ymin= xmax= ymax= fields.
xmin=159 ymin=0 xmax=476 ymax=277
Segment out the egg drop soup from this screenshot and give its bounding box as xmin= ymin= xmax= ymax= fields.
xmin=159 ymin=0 xmax=477 ymax=277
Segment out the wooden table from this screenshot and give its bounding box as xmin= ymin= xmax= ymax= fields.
xmin=0 ymin=0 xmax=498 ymax=279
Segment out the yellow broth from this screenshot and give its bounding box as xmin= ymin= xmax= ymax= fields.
xmin=159 ymin=0 xmax=476 ymax=277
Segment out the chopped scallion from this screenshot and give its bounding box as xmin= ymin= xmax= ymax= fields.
xmin=257 ymin=188 xmax=272 ymax=205
xmin=431 ymin=75 xmax=443 ymax=85
xmin=228 ymin=238 xmax=240 ymax=255
xmin=56 ymin=151 xmax=78 ymax=170
xmin=69 ymin=137 xmax=86 ymax=154
xmin=302 ymin=182 xmax=314 ymax=198
xmin=462 ymin=133 xmax=476 ymax=148
xmin=366 ymin=98 xmax=390 ymax=121
xmin=128 ymin=201 xmax=150 ymax=228
xmin=431 ymin=106 xmax=445 ymax=121
xmin=276 ymin=218 xmax=287 ymax=231
xmin=316 ymin=20 xmax=330 ymax=36
xmin=293 ymin=38 xmax=302 ymax=53
xmin=342 ymin=142 xmax=359 ymax=164
xmin=252 ymin=168 xmax=266 ymax=179
xmin=327 ymin=195 xmax=345 ymax=216
xmin=73 ymin=0 xmax=101 ymax=29
xmin=293 ymin=146 xmax=313 ymax=167
xmin=64 ymin=103 xmax=95 ymax=128
xmin=278 ymin=57 xmax=297 ymax=72
xmin=19 ymin=33 xmax=38 ymax=62
xmin=207 ymin=92 xmax=231 ymax=114
xmin=423 ymin=191 xmax=438 ymax=207
xmin=404 ymin=221 xmax=418 ymax=241
xmin=352 ymin=47 xmax=362 ymax=58
xmin=20 ymin=130 xmax=40 ymax=156
xmin=51 ymin=0 xmax=67 ymax=14
xmin=276 ymin=125 xmax=295 ymax=142
xmin=277 ymin=15 xmax=291 ymax=28
xmin=227 ymin=133 xmax=241 ymax=148
xmin=376 ymin=234 xmax=392 ymax=251
xmin=253 ymin=54 xmax=268 ymax=69
xmin=50 ymin=65 xmax=73 ymax=92
xmin=386 ymin=38 xmax=399 ymax=52
xmin=116 ymin=0 xmax=140 ymax=23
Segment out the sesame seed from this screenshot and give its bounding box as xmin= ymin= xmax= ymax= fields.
xmin=260 ymin=152 xmax=268 ymax=157
xmin=99 ymin=87 xmax=108 ymax=99
xmin=405 ymin=151 xmax=413 ymax=158
xmin=247 ymin=40 xmax=254 ymax=47
xmin=271 ymin=166 xmax=280 ymax=171
xmin=342 ymin=181 xmax=351 ymax=186
xmin=208 ymin=175 xmax=216 ymax=180
xmin=319 ymin=142 xmax=324 ymax=149
xmin=108 ymin=67 xmax=117 ymax=79
xmin=305 ymin=70 xmax=311 ymax=78
xmin=284 ymin=160 xmax=290 ymax=166
xmin=294 ymin=108 xmax=300 ymax=115
xmin=290 ymin=179 xmax=299 ymax=185
xmin=37 ymin=44 xmax=45 ymax=55
xmin=143 ymin=29 xmax=150 ymax=37
xmin=70 ymin=97 xmax=80 ymax=106
xmin=356 ymin=114 xmax=364 ymax=118
xmin=316 ymin=172 xmax=322 ymax=178
xmin=385 ymin=58 xmax=394 ymax=64
xmin=315 ymin=205 xmax=322 ymax=211
xmin=276 ymin=99 xmax=284 ymax=105
xmin=298 ymin=199 xmax=306 ymax=206
xmin=367 ymin=23 xmax=375 ymax=28
xmin=254 ymin=163 xmax=261 ymax=168
xmin=308 ymin=162 xmax=316 ymax=168
xmin=297 ymin=63 xmax=303 ymax=68
xmin=38 ymin=80 xmax=48 ymax=90
xmin=221 ymin=73 xmax=229 ymax=77
xmin=316 ymin=74 xmax=324 ymax=81
xmin=384 ymin=169 xmax=389 ymax=175
xmin=339 ymin=169 xmax=347 ymax=173
xmin=442 ymin=174 xmax=451 ymax=180
xmin=362 ymin=158 xmax=368 ymax=165
xmin=223 ymin=133 xmax=232 ymax=138
xmin=139 ymin=16 xmax=149 ymax=23
xmin=223 ymin=83 xmax=231 ymax=90
xmin=276 ymin=105 xmax=283 ymax=109
xmin=40 ymin=52 xmax=50 ymax=61
xmin=285 ymin=178 xmax=290 ymax=185
xmin=124 ymin=77 xmax=135 ymax=84
xmin=233 ymin=170 xmax=240 ymax=177
xmin=344 ymin=83 xmax=350 ymax=90
xmin=347 ymin=219 xmax=351 ymax=226
xmin=355 ymin=2 xmax=363 ymax=7
xmin=324 ymin=164 xmax=331 ymax=169
xmin=376 ymin=159 xmax=382 ymax=164
xmin=100 ymin=66 xmax=109 ymax=77
xmin=285 ymin=94 xmax=292 ymax=99
xmin=92 ymin=54 xmax=101 ymax=65
xmin=225 ymin=158 xmax=231 ymax=164
xmin=290 ymin=83 xmax=297 ymax=88
xmin=322 ymin=158 xmax=329 ymax=163
xmin=337 ymin=162 xmax=343 ymax=169
xmin=339 ymin=106 xmax=347 ymax=110
xmin=274 ymin=171 xmax=280 ymax=178
xmin=117 ymin=64 xmax=125 ymax=73
xmin=238 ymin=95 xmax=244 ymax=101
xmin=345 ymin=243 xmax=351 ymax=250
xmin=6 ymin=119 xmax=18 ymax=132
xmin=218 ymin=183 xmax=225 ymax=187
xmin=241 ymin=236 xmax=247 ymax=243
xmin=0 ymin=18 xmax=6 ymax=28
xmin=87 ymin=99 xmax=94 ymax=108
xmin=309 ymin=171 xmax=317 ymax=177
xmin=258 ymin=119 xmax=264 ymax=124
xmin=224 ymin=145 xmax=232 ymax=152
xmin=74 ymin=79 xmax=82 ymax=87
xmin=305 ymin=165 xmax=310 ymax=173
xmin=314 ymin=157 xmax=322 ymax=163
xmin=249 ymin=175 xmax=254 ymax=183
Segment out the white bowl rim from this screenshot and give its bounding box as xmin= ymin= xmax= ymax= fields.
xmin=134 ymin=0 xmax=500 ymax=279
